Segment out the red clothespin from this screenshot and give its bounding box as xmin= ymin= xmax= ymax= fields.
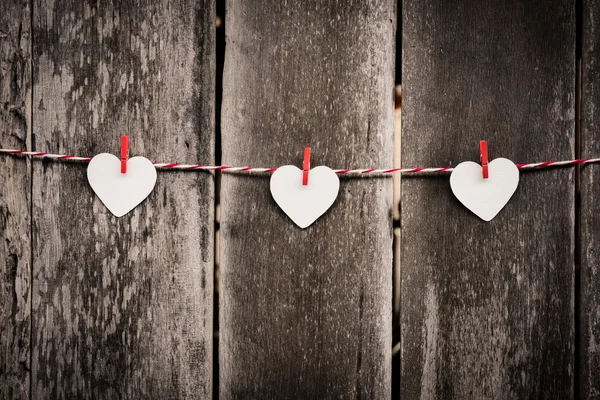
xmin=480 ymin=140 xmax=489 ymax=179
xmin=121 ymin=135 xmax=129 ymax=174
xmin=302 ymin=147 xmax=311 ymax=185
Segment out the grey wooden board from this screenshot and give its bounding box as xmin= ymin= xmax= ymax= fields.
xmin=0 ymin=1 xmax=32 ymax=399
xmin=581 ymin=0 xmax=600 ymax=397
xmin=401 ymin=1 xmax=575 ymax=399
xmin=220 ymin=1 xmax=395 ymax=398
xmin=29 ymin=1 xmax=214 ymax=398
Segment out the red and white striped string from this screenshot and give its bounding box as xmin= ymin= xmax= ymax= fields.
xmin=1 ymin=148 xmax=599 ymax=174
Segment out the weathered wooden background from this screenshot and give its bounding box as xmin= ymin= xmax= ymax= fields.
xmin=1 ymin=0 xmax=215 ymax=398
xmin=402 ymin=0 xmax=576 ymax=398
xmin=581 ymin=0 xmax=600 ymax=398
xmin=1 ymin=0 xmax=599 ymax=399
xmin=219 ymin=0 xmax=394 ymax=398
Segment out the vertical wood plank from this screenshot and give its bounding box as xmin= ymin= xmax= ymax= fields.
xmin=401 ymin=1 xmax=575 ymax=398
xmin=581 ymin=0 xmax=600 ymax=397
xmin=0 ymin=1 xmax=31 ymax=398
xmin=220 ymin=1 xmax=395 ymax=398
xmin=30 ymin=1 xmax=214 ymax=398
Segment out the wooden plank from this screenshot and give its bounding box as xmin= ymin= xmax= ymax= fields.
xmin=392 ymin=90 xmax=402 ymax=399
xmin=581 ymin=0 xmax=600 ymax=397
xmin=0 ymin=1 xmax=31 ymax=398
xmin=30 ymin=1 xmax=214 ymax=398
xmin=401 ymin=1 xmax=575 ymax=398
xmin=220 ymin=1 xmax=395 ymax=397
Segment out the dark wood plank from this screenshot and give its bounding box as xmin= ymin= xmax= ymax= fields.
xmin=220 ymin=1 xmax=395 ymax=398
xmin=30 ymin=1 xmax=214 ymax=398
xmin=401 ymin=1 xmax=575 ymax=398
xmin=0 ymin=1 xmax=31 ymax=399
xmin=581 ymin=1 xmax=600 ymax=397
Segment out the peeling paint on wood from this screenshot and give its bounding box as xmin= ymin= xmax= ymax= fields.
xmin=0 ymin=1 xmax=32 ymax=399
xmin=220 ymin=1 xmax=395 ymax=398
xmin=401 ymin=0 xmax=575 ymax=398
xmin=581 ymin=0 xmax=600 ymax=398
xmin=28 ymin=1 xmax=215 ymax=398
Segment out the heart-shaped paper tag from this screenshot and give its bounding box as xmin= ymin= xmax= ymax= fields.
xmin=270 ymin=165 xmax=340 ymax=228
xmin=449 ymin=158 xmax=519 ymax=221
xmin=87 ymin=153 xmax=157 ymax=217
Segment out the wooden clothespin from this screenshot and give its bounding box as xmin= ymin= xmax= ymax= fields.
xmin=302 ymin=147 xmax=311 ymax=185
xmin=121 ymin=136 xmax=129 ymax=174
xmin=480 ymin=140 xmax=488 ymax=179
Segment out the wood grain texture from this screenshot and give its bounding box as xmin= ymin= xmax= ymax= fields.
xmin=581 ymin=1 xmax=600 ymax=398
xmin=401 ymin=1 xmax=575 ymax=398
xmin=220 ymin=1 xmax=395 ymax=398
xmin=0 ymin=1 xmax=31 ymax=399
xmin=30 ymin=1 xmax=214 ymax=398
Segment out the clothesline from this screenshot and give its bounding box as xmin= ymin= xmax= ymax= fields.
xmin=1 ymin=148 xmax=599 ymax=174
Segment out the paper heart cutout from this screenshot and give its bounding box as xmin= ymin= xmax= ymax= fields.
xmin=449 ymin=158 xmax=519 ymax=221
xmin=270 ymin=165 xmax=340 ymax=228
xmin=87 ymin=153 xmax=157 ymax=217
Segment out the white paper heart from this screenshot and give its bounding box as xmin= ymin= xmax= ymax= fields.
xmin=270 ymin=165 xmax=340 ymax=228
xmin=449 ymin=158 xmax=519 ymax=221
xmin=87 ymin=153 xmax=157 ymax=217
